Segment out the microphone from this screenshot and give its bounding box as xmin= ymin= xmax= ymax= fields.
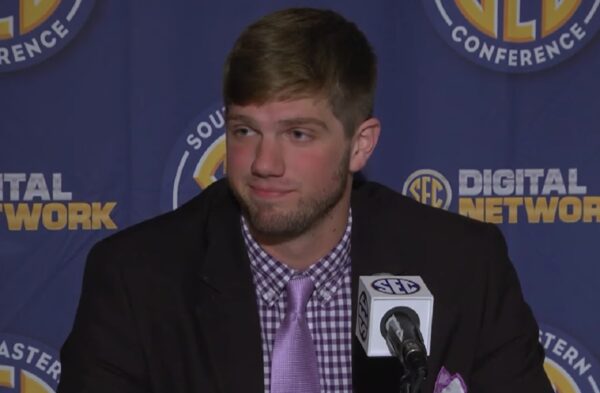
xmin=355 ymin=275 xmax=433 ymax=390
xmin=380 ymin=307 xmax=428 ymax=376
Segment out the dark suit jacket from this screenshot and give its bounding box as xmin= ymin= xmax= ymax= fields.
xmin=58 ymin=179 xmax=553 ymax=393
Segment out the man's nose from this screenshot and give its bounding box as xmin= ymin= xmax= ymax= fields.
xmin=251 ymin=136 xmax=285 ymax=177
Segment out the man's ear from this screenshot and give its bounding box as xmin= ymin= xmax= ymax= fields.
xmin=349 ymin=117 xmax=380 ymax=173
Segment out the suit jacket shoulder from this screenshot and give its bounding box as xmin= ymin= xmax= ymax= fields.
xmin=91 ymin=178 xmax=234 ymax=267
xmin=58 ymin=179 xmax=264 ymax=393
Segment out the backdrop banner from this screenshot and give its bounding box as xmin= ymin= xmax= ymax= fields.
xmin=1 ymin=2 xmax=598 ymax=392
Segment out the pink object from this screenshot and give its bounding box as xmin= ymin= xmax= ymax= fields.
xmin=270 ymin=276 xmax=321 ymax=393
xmin=433 ymin=366 xmax=468 ymax=393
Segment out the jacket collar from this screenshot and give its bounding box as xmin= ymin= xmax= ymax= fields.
xmin=191 ymin=182 xmax=265 ymax=393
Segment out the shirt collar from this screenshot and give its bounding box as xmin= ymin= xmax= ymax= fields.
xmin=242 ymin=211 xmax=352 ymax=307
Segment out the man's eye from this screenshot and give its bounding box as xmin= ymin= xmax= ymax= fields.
xmin=289 ymin=129 xmax=311 ymax=141
xmin=233 ymin=127 xmax=255 ymax=137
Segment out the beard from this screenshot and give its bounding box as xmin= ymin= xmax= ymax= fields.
xmin=230 ymin=148 xmax=351 ymax=241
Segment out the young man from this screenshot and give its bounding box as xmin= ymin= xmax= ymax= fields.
xmin=58 ymin=8 xmax=553 ymax=393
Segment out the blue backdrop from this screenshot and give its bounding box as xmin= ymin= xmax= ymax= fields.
xmin=1 ymin=1 xmax=599 ymax=392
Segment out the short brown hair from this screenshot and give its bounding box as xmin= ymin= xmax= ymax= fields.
xmin=223 ymin=8 xmax=377 ymax=137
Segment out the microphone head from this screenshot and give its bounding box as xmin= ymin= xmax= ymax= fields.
xmin=379 ymin=306 xmax=421 ymax=338
xmin=380 ymin=306 xmax=428 ymax=377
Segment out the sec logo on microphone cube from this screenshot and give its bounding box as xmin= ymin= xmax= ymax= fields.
xmin=371 ymin=278 xmax=421 ymax=295
xmin=357 ymin=291 xmax=370 ymax=341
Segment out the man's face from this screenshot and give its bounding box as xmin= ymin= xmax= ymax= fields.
xmin=225 ymin=97 xmax=353 ymax=240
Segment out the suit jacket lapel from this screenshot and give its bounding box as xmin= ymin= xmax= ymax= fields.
xmin=191 ymin=187 xmax=264 ymax=393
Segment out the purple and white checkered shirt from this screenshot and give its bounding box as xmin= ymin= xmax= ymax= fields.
xmin=242 ymin=213 xmax=353 ymax=393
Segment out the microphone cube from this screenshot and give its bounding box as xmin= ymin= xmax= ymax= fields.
xmin=356 ymin=275 xmax=434 ymax=357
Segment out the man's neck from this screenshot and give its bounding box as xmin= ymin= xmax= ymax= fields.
xmin=252 ymin=201 xmax=350 ymax=271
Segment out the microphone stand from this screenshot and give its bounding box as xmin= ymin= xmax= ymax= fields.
xmin=399 ymin=365 xmax=426 ymax=393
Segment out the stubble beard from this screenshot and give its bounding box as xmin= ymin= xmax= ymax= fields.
xmin=231 ymin=149 xmax=351 ymax=241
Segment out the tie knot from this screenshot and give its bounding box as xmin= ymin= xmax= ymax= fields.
xmin=287 ymin=276 xmax=314 ymax=315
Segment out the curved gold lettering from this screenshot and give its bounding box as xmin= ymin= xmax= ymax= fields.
xmin=0 ymin=16 xmax=15 ymax=40
xmin=20 ymin=0 xmax=61 ymax=35
xmin=455 ymin=0 xmax=498 ymax=38
xmin=504 ymin=0 xmax=536 ymax=43
xmin=542 ymin=0 xmax=581 ymax=37
xmin=193 ymin=135 xmax=226 ymax=189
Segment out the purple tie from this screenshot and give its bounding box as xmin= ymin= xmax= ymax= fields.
xmin=270 ymin=276 xmax=321 ymax=393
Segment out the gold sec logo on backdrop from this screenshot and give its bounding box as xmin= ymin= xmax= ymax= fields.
xmin=403 ymin=167 xmax=600 ymax=224
xmin=422 ymin=1 xmax=600 ymax=72
xmin=544 ymin=358 xmax=581 ymax=393
xmin=160 ymin=104 xmax=227 ymax=211
xmin=402 ymin=169 xmax=453 ymax=209
xmin=539 ymin=324 xmax=600 ymax=393
xmin=0 ymin=333 xmax=60 ymax=392
xmin=0 ymin=0 xmax=95 ymax=72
